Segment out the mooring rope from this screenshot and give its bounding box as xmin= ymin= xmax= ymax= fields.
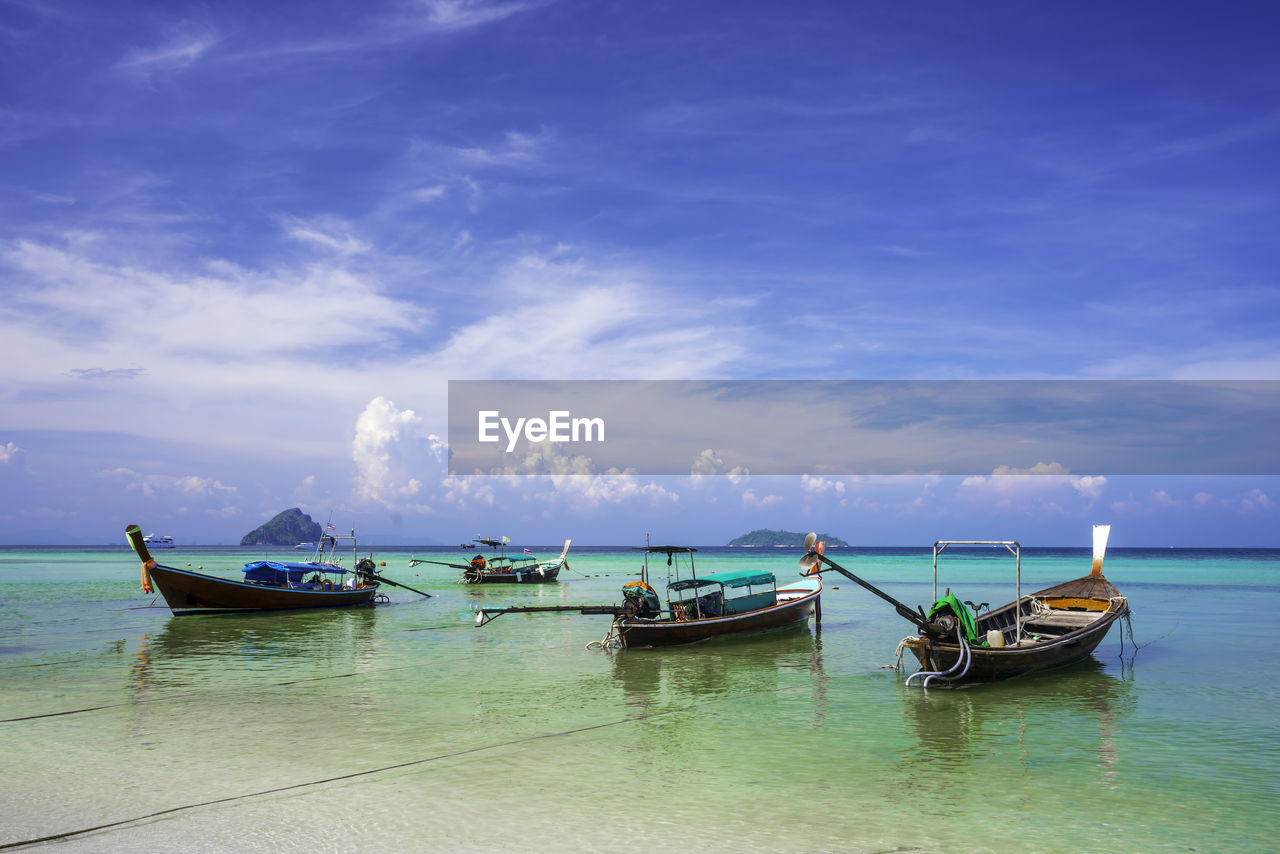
xmin=0 ymin=684 xmax=806 ymax=850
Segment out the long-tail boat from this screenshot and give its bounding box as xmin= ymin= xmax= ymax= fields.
xmin=473 ymin=544 xmax=822 ymax=648
xmin=410 ymin=537 xmax=571 ymax=584
xmin=126 ymin=524 xmax=431 ymax=615
xmin=798 ymin=526 xmax=1129 ymax=686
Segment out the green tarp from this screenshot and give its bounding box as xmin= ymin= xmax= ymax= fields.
xmin=927 ymin=592 xmax=981 ymax=645
xmin=668 ymin=570 xmax=776 ymax=592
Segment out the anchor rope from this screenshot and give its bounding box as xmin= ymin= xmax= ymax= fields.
xmin=0 ymin=683 xmax=808 ymax=850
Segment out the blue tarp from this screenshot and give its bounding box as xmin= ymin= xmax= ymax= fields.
xmin=241 ymin=561 xmax=349 ymax=583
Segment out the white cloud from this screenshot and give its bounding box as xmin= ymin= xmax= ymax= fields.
xmin=284 ymin=217 xmax=372 ymax=255
xmin=801 ymin=474 xmax=847 ymax=496
xmin=690 ymin=449 xmax=749 ymax=485
xmin=428 ymin=253 xmax=749 ymax=379
xmin=546 ymin=473 xmax=678 ymax=508
xmin=1071 ymin=475 xmax=1107 ymax=499
xmin=742 ymin=488 xmax=782 ymax=508
xmin=0 ymin=442 xmax=21 ymax=464
xmin=409 ymin=185 xmax=448 ymax=203
xmin=454 ymin=127 xmax=553 ymax=166
xmin=351 ymin=397 xmax=446 ymax=512
xmin=4 ymin=239 xmax=427 ymax=361
xmin=958 ymin=462 xmax=1107 ymax=510
xmin=412 ymin=1 xmax=536 ymax=33
xmin=102 ymin=467 xmax=237 ymax=500
xmin=1241 ymin=489 xmax=1273 ymax=512
xmin=117 ymin=28 xmax=217 ymax=76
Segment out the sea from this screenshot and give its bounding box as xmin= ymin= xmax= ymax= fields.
xmin=1 ymin=544 xmax=1277 ymax=853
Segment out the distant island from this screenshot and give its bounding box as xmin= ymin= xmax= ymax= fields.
xmin=240 ymin=508 xmax=323 ymax=546
xmin=728 ymin=528 xmax=849 ymax=547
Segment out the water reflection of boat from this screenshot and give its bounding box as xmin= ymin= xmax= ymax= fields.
xmin=474 ymin=545 xmax=821 ymax=648
xmin=131 ymin=607 xmax=379 ymax=695
xmin=609 ymin=624 xmax=824 ymax=702
xmin=899 ymin=658 xmax=1134 ymax=786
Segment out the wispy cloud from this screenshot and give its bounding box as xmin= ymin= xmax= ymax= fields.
xmin=408 ymin=0 xmax=538 ymax=33
xmin=70 ymin=367 xmax=146 ymax=380
xmin=116 ymin=27 xmax=218 ymax=77
xmin=222 ymin=0 xmax=539 ymax=61
xmin=284 ymin=216 xmax=372 ymax=255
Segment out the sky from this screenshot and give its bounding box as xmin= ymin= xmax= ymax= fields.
xmin=1 ymin=0 xmax=1278 ymax=546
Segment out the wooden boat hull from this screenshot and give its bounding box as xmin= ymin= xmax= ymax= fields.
xmin=464 ymin=565 xmax=563 ymax=585
xmin=147 ymin=563 xmax=380 ymax=616
xmin=904 ymin=576 xmax=1128 ymax=684
xmin=615 ymin=578 xmax=820 ymax=648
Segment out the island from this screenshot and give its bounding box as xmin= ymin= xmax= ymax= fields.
xmin=728 ymin=528 xmax=849 ymax=547
xmin=240 ymin=508 xmax=323 ymax=546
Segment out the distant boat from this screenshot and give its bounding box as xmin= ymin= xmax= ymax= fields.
xmin=143 ymin=533 xmax=175 ymax=549
xmin=293 ymin=542 xmax=316 ymax=550
xmin=126 ymin=525 xmax=431 ymax=616
xmin=474 ymin=544 xmax=822 ymax=648
xmin=801 ymin=525 xmax=1128 ymax=686
xmin=411 ymin=537 xmax=571 ymax=584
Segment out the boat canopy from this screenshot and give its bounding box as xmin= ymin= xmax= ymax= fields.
xmin=668 ymin=570 xmax=775 ymax=592
xmin=632 ymin=545 xmax=697 ymax=554
xmin=242 ymin=561 xmax=349 ymax=583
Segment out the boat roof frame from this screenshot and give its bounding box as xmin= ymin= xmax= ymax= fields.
xmin=933 ymin=539 xmax=1022 ymax=642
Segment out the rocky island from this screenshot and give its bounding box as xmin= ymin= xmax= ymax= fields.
xmin=240 ymin=508 xmax=323 ymax=546
xmin=728 ymin=528 xmax=849 ymax=547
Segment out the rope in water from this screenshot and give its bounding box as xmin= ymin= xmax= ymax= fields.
xmin=0 ymin=683 xmax=808 ymax=850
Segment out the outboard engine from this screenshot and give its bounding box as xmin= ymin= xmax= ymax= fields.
xmin=621 ymin=582 xmax=662 ymax=618
xmin=355 ymin=557 xmax=378 ymax=584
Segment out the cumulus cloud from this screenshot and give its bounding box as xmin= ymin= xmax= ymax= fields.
xmin=102 ymin=467 xmax=237 ymax=501
xmin=546 ymin=473 xmax=678 ymax=508
xmin=690 ymin=449 xmax=749 ymax=485
xmin=958 ymin=462 xmax=1107 ymax=511
xmin=1241 ymin=489 xmax=1273 ymax=512
xmin=351 ymin=397 xmax=446 ymax=512
xmin=800 ymin=474 xmax=847 ymax=497
xmin=742 ymin=488 xmax=782 ymax=508
xmin=0 ymin=442 xmax=22 ymax=464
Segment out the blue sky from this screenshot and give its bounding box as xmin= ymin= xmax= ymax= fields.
xmin=2 ymin=1 xmax=1278 ymax=545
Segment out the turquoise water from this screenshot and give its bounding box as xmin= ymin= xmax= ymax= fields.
xmin=2 ymin=545 xmax=1278 ymax=852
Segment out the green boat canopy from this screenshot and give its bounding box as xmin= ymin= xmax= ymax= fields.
xmin=668 ymin=570 xmax=776 ymax=592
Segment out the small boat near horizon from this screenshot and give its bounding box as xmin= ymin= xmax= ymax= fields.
xmin=474 ymin=544 xmax=822 ymax=648
xmin=799 ymin=525 xmax=1129 ymax=686
xmin=411 ymin=537 xmax=571 ymax=584
xmin=293 ymin=541 xmax=316 ymax=550
xmin=143 ymin=533 xmax=175 ymax=549
xmin=126 ymin=525 xmax=430 ymax=616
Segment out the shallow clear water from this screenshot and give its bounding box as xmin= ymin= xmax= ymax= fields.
xmin=2 ymin=545 xmax=1278 ymax=852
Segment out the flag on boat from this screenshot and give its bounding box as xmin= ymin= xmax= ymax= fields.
xmin=523 ymin=548 xmax=534 ymax=555
xmin=326 ymin=523 xmax=336 ymax=530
